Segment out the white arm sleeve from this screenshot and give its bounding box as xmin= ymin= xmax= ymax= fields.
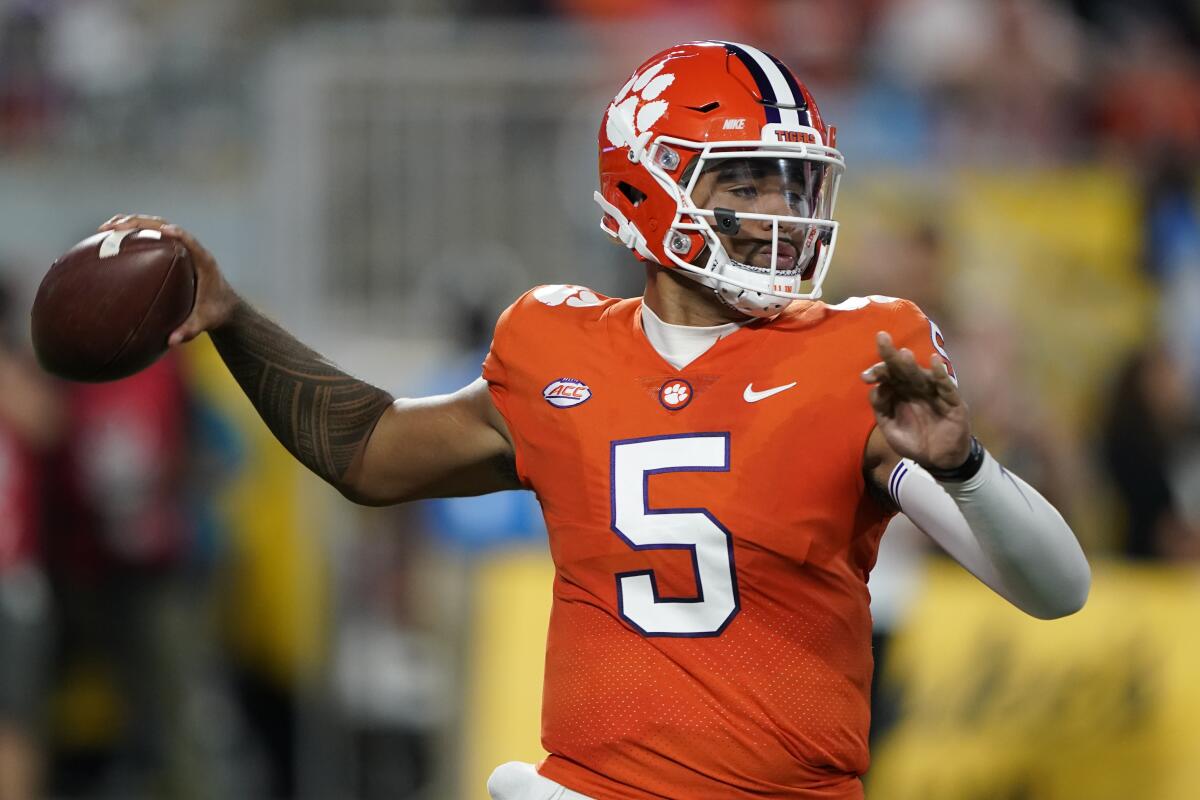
xmin=887 ymin=452 xmax=1091 ymax=619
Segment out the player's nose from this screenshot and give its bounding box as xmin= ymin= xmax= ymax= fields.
xmin=746 ymin=193 xmax=802 ymax=237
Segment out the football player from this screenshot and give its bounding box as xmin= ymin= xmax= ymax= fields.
xmin=101 ymin=40 xmax=1090 ymax=800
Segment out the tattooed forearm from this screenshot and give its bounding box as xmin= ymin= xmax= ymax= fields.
xmin=210 ymin=301 xmax=394 ymax=487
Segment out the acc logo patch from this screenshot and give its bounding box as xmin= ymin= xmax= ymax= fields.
xmin=543 ymin=378 xmax=592 ymax=409
xmin=658 ymin=379 xmax=693 ymax=411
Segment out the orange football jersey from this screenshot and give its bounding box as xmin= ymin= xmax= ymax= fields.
xmin=483 ymin=285 xmax=949 ymax=799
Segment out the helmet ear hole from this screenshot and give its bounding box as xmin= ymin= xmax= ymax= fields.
xmin=618 ymin=181 xmax=648 ymax=207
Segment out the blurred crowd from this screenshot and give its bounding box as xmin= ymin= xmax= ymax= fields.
xmin=1 ymin=1 xmax=1199 ymax=799
xmin=3 ymin=0 xmax=1199 ymax=164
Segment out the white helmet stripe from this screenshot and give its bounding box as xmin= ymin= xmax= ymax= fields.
xmin=721 ymin=41 xmax=802 ymax=128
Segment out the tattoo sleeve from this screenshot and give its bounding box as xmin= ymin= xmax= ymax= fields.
xmin=210 ymin=301 xmax=394 ymax=488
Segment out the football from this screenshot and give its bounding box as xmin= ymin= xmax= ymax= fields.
xmin=30 ymin=228 xmax=195 ymax=382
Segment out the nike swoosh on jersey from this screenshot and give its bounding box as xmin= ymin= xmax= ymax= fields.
xmin=743 ymin=381 xmax=798 ymax=402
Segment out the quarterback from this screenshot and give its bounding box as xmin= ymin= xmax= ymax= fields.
xmin=101 ymin=41 xmax=1089 ymax=800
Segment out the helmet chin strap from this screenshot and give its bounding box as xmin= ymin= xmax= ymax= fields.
xmin=682 ymin=249 xmax=793 ymax=320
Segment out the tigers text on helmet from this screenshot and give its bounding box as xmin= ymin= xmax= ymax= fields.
xmin=595 ymin=40 xmax=846 ymax=317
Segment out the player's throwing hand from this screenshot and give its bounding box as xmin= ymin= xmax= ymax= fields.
xmin=861 ymin=330 xmax=972 ymax=472
xmin=98 ymin=215 xmax=238 ymax=347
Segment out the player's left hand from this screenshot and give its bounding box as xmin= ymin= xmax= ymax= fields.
xmin=861 ymin=331 xmax=971 ymax=471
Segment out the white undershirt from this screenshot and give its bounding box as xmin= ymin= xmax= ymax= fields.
xmin=639 ymin=302 xmax=744 ymax=370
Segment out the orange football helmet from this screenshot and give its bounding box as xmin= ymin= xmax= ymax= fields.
xmin=595 ymin=41 xmax=845 ymax=316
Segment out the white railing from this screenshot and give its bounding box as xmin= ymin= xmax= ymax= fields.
xmin=259 ymin=21 xmax=639 ymax=342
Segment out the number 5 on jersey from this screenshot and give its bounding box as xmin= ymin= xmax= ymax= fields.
xmin=610 ymin=434 xmax=740 ymax=637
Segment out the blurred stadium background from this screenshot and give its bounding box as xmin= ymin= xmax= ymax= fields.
xmin=1 ymin=1 xmax=1198 ymax=798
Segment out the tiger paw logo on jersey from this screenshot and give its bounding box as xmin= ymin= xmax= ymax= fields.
xmin=605 ymin=60 xmax=675 ymax=150
xmin=533 ymin=284 xmax=603 ymax=308
xmin=543 ymin=378 xmax=592 ymax=408
xmin=658 ymin=379 xmax=693 ymax=410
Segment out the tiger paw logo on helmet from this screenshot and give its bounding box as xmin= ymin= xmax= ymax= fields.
xmin=604 ymin=60 xmax=675 ymax=151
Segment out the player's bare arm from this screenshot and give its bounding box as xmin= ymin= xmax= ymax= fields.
xmin=860 ymin=330 xmax=1090 ymax=619
xmin=348 ymin=378 xmax=518 ymax=505
xmin=97 ymin=215 xmax=518 ymax=505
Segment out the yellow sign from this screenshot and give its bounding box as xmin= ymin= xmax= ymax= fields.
xmin=464 ymin=549 xmax=555 ymax=797
xmin=870 ymin=563 xmax=1200 ymax=800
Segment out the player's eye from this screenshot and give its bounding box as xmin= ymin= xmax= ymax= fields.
xmin=727 ymin=185 xmax=757 ymax=199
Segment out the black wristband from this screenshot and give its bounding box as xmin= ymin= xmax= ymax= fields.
xmin=923 ymin=436 xmax=985 ymax=483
